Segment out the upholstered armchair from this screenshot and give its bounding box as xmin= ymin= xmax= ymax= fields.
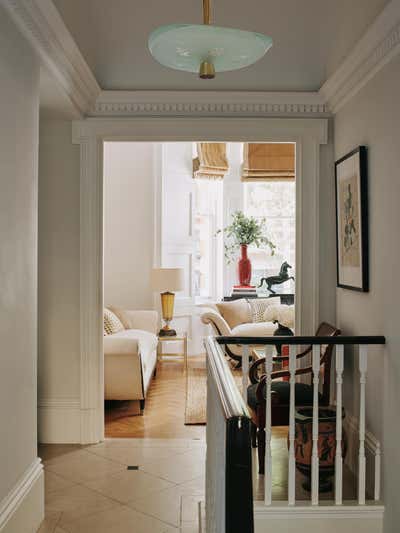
xmin=199 ymin=300 xmax=278 ymax=363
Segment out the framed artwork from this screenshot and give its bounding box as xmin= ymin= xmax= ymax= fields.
xmin=335 ymin=146 xmax=369 ymax=291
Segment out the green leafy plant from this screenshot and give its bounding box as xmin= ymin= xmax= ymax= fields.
xmin=217 ymin=211 xmax=275 ymax=263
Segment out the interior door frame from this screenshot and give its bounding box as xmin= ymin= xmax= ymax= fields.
xmin=72 ymin=117 xmax=328 ymax=444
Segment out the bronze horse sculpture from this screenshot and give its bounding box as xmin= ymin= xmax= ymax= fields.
xmin=258 ymin=261 xmax=294 ymax=294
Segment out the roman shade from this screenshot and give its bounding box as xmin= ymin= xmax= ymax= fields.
xmin=193 ymin=142 xmax=229 ymax=180
xmin=242 ymin=143 xmax=295 ymax=181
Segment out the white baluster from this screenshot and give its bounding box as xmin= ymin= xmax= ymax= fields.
xmin=358 ymin=345 xmax=368 ymax=505
xmin=264 ymin=345 xmax=273 ymax=506
xmin=375 ymin=442 xmax=381 ymax=501
xmin=242 ymin=345 xmax=249 ymax=403
xmin=288 ymin=344 xmax=296 ymax=505
xmin=335 ymin=345 xmax=344 ymax=505
xmin=311 ymin=345 xmax=320 ymax=505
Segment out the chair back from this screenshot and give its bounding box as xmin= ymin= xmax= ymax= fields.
xmin=315 ymin=322 xmax=341 ymax=404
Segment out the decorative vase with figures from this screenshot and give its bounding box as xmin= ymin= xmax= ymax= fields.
xmin=293 ymin=407 xmax=347 ymax=492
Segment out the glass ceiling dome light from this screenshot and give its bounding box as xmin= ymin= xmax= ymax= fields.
xmin=148 ymin=0 xmax=273 ymax=79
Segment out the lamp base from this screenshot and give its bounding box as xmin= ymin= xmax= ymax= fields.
xmin=158 ymin=327 xmax=177 ymax=337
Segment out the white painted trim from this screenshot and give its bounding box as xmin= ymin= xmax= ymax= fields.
xmin=0 ymin=458 xmax=44 ymax=532
xmin=254 ymin=501 xmax=384 ymax=520
xmin=320 ymin=0 xmax=400 ymax=112
xmin=73 ymin=117 xmax=327 ymax=442
xmin=93 ymin=90 xmax=329 ymax=117
xmin=38 ymin=399 xmax=81 ymax=444
xmin=2 ymin=0 xmax=100 ymax=117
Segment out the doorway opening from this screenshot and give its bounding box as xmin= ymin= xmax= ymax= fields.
xmin=102 ymin=141 xmax=296 ymax=439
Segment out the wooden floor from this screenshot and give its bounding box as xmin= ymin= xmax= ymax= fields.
xmin=105 ymin=358 xmax=206 ymax=439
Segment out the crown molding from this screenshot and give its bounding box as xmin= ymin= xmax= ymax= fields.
xmin=320 ymin=0 xmax=400 ymax=113
xmin=4 ymin=0 xmax=400 ymax=119
xmin=91 ymin=90 xmax=330 ymax=118
xmin=2 ymin=0 xmax=100 ymax=117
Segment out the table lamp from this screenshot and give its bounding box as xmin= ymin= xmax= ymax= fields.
xmin=151 ymin=268 xmax=185 ymax=336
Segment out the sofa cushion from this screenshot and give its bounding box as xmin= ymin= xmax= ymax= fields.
xmin=248 ymin=297 xmax=279 ymax=323
xmin=216 ymin=299 xmax=251 ymax=328
xmin=110 ymin=328 xmax=158 ymax=351
xmin=231 ymin=321 xmax=276 ymax=337
xmin=247 ymin=382 xmax=318 ymax=410
xmin=104 ymin=308 xmax=124 ymax=335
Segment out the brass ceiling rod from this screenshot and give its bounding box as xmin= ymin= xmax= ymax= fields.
xmin=203 ymin=0 xmax=211 ymax=25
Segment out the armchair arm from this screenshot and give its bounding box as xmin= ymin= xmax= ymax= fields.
xmin=248 ymin=350 xmax=314 ymax=383
xmin=103 ymin=336 xmax=139 ymax=356
xmin=200 ymin=309 xmax=232 ymax=336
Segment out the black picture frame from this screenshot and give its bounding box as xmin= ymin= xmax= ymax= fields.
xmin=334 ymin=146 xmax=369 ymax=292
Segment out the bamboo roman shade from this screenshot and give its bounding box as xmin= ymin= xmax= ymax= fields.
xmin=242 ymin=143 xmax=295 ymax=181
xmin=193 ymin=143 xmax=229 ymax=180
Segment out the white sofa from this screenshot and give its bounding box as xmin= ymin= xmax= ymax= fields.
xmin=103 ymin=308 xmax=158 ymax=408
xmin=199 ymin=298 xmax=293 ymax=361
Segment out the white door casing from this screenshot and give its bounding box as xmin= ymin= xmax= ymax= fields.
xmin=72 ymin=117 xmax=328 ymax=443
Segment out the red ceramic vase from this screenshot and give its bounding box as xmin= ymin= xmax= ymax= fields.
xmin=238 ymin=244 xmax=252 ymax=286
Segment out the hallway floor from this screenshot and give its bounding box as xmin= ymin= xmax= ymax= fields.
xmin=38 ymin=438 xmax=205 ymax=533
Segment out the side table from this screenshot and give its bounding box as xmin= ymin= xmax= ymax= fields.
xmin=157 ymin=333 xmax=188 ymax=371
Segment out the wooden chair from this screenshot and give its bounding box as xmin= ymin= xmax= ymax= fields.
xmin=246 ymin=322 xmax=341 ymax=474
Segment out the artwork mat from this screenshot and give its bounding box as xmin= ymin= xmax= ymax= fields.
xmin=335 ymin=146 xmax=369 ymax=292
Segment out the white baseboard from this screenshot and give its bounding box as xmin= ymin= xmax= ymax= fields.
xmin=0 ymin=459 xmax=44 ymax=533
xmin=254 ymin=502 xmax=384 ymax=533
xmin=38 ymin=398 xmax=81 ymax=443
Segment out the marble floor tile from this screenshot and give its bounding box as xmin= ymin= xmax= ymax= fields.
xmin=86 ymin=445 xmax=183 ymax=467
xmin=128 ymin=485 xmax=183 ymax=527
xmin=89 ymin=438 xmax=201 ymax=450
xmin=140 ymin=451 xmax=205 ymax=484
xmin=45 ymin=483 xmax=117 ymax=526
xmin=44 ymin=471 xmax=75 ymax=497
xmin=45 ymin=450 xmax=125 ymax=484
xmin=60 ymin=505 xmax=175 ymax=533
xmin=175 ymin=475 xmax=205 ymax=496
xmin=181 ymin=495 xmax=201 ymax=523
xmin=180 ymin=522 xmax=200 ymax=533
xmin=37 ymin=511 xmax=62 ymax=533
xmin=84 ymin=468 xmax=173 ymax=504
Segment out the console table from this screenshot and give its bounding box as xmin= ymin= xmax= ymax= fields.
xmin=223 ymin=294 xmax=294 ymax=305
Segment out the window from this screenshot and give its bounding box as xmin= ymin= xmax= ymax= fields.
xmin=193 ymin=179 xmax=223 ymax=300
xmin=244 ymin=181 xmax=295 ymax=290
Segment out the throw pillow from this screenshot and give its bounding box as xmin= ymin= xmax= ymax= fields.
xmin=216 ymin=299 xmax=251 ymax=329
xmin=248 ymin=298 xmax=279 ymax=323
xmin=107 ymin=305 xmax=130 ymax=329
xmin=104 ymin=308 xmax=125 ymax=335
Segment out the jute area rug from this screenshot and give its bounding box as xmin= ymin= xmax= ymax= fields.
xmin=185 ymin=355 xmax=243 ymax=425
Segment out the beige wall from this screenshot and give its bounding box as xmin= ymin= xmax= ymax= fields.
xmin=104 ymin=142 xmax=155 ymax=310
xmin=38 ymin=120 xmax=81 ymax=400
xmin=334 ymin=54 xmax=400 ymax=533
xmin=0 ymin=6 xmax=43 ymax=529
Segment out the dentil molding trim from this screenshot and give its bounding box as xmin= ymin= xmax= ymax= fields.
xmin=2 ymin=0 xmax=100 ymax=117
xmin=92 ymin=90 xmax=329 ymax=117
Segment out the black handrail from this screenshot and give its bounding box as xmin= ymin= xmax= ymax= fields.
xmin=216 ymin=335 xmax=386 ymax=346
xmin=205 ymin=337 xmax=254 ymax=533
